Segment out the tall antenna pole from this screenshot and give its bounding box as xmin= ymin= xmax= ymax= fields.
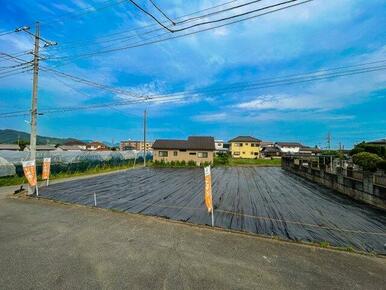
xmin=143 ymin=109 xmax=147 ymax=167
xmin=326 ymin=132 xmax=331 ymax=150
xmin=28 ymin=22 xmax=40 ymax=195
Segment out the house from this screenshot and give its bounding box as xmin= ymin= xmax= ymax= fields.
xmin=152 ymin=136 xmax=215 ymax=165
xmin=260 ymin=141 xmax=274 ymax=148
xmin=0 ymin=144 xmax=20 ymax=151
xmin=58 ymin=145 xmax=83 ymax=152
xmin=228 ymin=136 xmax=262 ymax=159
xmin=275 ymin=142 xmax=304 ymax=155
xmin=299 ymin=146 xmax=320 ymax=155
xmin=120 ymin=140 xmax=153 ymax=151
xmin=86 ymin=141 xmax=108 ymax=151
xmin=261 ymin=146 xmax=281 ymax=157
xmin=24 ymin=145 xmax=58 ymax=151
xmin=214 ymin=140 xmax=229 ymax=154
xmin=63 ymin=140 xmax=87 ymax=150
xmin=367 ymin=139 xmax=386 ymax=145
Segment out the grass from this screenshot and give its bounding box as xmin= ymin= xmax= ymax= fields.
xmin=227 ymin=158 xmax=281 ymax=167
xmin=0 ymin=163 xmax=136 ymax=187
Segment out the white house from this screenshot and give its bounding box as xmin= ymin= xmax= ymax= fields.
xmin=275 ymin=142 xmax=303 ymax=154
xmin=214 ymin=140 xmax=229 ymax=154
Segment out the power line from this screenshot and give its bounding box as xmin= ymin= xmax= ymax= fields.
xmin=149 ymin=0 xmax=176 ymax=25
xmin=48 ymin=0 xmax=239 ymax=48
xmin=0 ymin=30 xmax=16 ymax=37
xmin=128 ymin=0 xmax=175 ymax=33
xmin=1 ymin=60 xmax=384 ymax=118
xmin=47 ymin=0 xmax=313 ymax=63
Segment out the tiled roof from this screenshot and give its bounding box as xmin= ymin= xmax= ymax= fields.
xmin=63 ymin=140 xmax=87 ymax=146
xmin=367 ymin=139 xmax=386 ymax=145
xmin=228 ymin=136 xmax=262 ymax=142
xmin=0 ymin=144 xmax=20 ymax=150
xmin=152 ymin=136 xmax=215 ymax=151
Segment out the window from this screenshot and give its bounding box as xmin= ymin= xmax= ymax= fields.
xmin=234 ymin=151 xmax=240 ymax=156
xmin=179 ymin=149 xmax=187 ymax=152
xmin=239 ymin=143 xmax=243 ymax=147
xmin=251 ymin=143 xmax=255 ymax=147
xmin=173 ymin=151 xmax=178 ymax=156
xmin=242 ymin=152 xmax=245 ymax=154
xmin=254 ymin=152 xmax=259 ymax=156
xmin=197 ymin=152 xmax=208 ymax=158
xmin=245 ymin=143 xmax=248 ymax=146
xmin=159 ymin=151 xmax=168 ymax=157
xmin=189 ymin=152 xmax=196 ymax=155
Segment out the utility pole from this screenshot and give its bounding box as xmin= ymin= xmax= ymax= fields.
xmin=326 ymin=132 xmax=332 ymax=150
xmin=28 ymin=22 xmax=40 ymax=195
xmin=143 ymin=109 xmax=147 ymax=167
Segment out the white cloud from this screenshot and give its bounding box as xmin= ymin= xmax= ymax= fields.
xmin=192 ymin=112 xmax=227 ymax=122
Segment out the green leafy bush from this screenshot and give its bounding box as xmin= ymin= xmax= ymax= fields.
xmin=350 ymin=142 xmax=386 ymax=158
xmin=187 ymin=160 xmax=196 ymax=167
xmin=352 ymin=152 xmax=383 ymax=172
xmin=214 ymin=152 xmax=230 ymax=165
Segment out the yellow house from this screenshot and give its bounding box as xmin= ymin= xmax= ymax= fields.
xmin=228 ymin=136 xmax=262 ymax=159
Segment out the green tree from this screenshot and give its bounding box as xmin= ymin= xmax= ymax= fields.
xmin=352 ymin=152 xmax=383 ymax=172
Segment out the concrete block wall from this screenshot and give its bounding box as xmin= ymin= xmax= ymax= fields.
xmin=281 ymin=157 xmax=386 ymax=210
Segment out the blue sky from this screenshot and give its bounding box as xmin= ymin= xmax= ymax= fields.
xmin=0 ymin=0 xmax=385 ymax=148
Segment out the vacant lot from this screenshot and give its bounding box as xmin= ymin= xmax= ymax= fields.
xmin=40 ymin=167 xmax=386 ymax=254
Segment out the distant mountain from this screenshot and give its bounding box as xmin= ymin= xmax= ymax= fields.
xmin=0 ymin=129 xmax=84 ymax=145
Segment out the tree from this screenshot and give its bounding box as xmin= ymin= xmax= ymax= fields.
xmin=352 ymin=152 xmax=383 ymax=172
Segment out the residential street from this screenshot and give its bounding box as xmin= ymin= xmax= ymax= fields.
xmin=0 ymin=190 xmax=385 ymax=290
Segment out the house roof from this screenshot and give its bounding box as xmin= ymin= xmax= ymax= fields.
xmin=262 ymin=146 xmax=280 ymax=153
xmin=367 ymin=139 xmax=386 ymax=145
xmin=299 ymin=146 xmax=320 ymax=153
xmin=24 ymin=145 xmax=57 ymax=151
xmin=63 ymin=140 xmax=87 ymax=146
xmin=152 ymin=136 xmax=215 ymax=151
xmin=0 ymin=144 xmax=20 ymax=150
xmin=87 ymin=141 xmax=107 ymax=147
xmin=261 ymin=141 xmax=274 ymax=147
xmin=275 ymin=142 xmax=303 ymax=148
xmin=228 ymin=136 xmax=262 ymax=143
xmin=59 ymin=145 xmax=83 ymax=151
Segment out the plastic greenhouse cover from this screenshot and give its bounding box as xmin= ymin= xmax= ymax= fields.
xmin=0 ymin=150 xmax=146 ymax=165
xmin=40 ymin=167 xmax=386 ymax=254
xmin=0 ymin=156 xmax=16 ymax=177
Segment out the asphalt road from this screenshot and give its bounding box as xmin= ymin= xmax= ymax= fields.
xmin=0 ymin=189 xmax=385 ymax=290
xmin=39 ymin=167 xmax=386 ymax=253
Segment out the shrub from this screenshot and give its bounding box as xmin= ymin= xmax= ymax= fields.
xmin=202 ymin=161 xmax=211 ymax=167
xmin=187 ymin=160 xmax=196 ymax=167
xmin=180 ymin=160 xmax=186 ymax=166
xmin=350 ymin=142 xmax=386 ymax=158
xmin=352 ymin=152 xmax=383 ymax=172
xmin=170 ymin=161 xmax=175 ymax=167
xmin=214 ymin=152 xmax=230 ymax=166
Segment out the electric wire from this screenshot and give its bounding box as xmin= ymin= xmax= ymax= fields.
xmin=149 ymin=0 xmax=176 ymax=25
xmin=47 ymin=0 xmax=313 ymax=63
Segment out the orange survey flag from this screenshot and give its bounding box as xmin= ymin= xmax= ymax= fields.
xmin=42 ymin=158 xmax=51 ymax=180
xmin=204 ymin=166 xmax=213 ymax=213
xmin=22 ymin=160 xmax=37 ymax=187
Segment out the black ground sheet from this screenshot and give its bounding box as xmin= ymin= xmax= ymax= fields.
xmin=40 ymin=167 xmax=386 ymax=254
